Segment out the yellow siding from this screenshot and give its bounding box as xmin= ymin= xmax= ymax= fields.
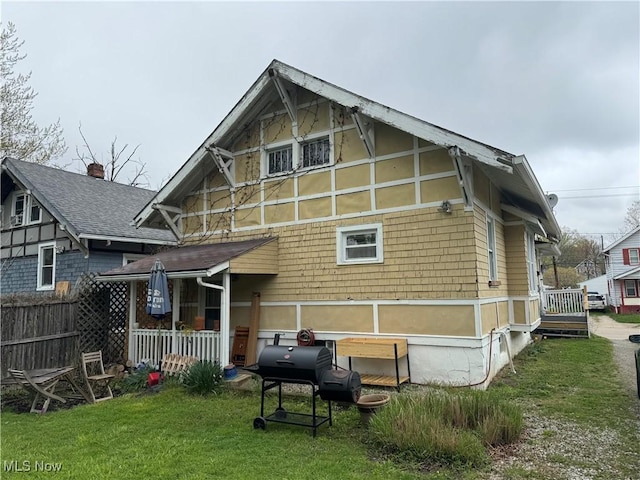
xmin=512 ymin=300 xmax=526 ymax=324
xmin=205 ymin=206 xmax=478 ymax=302
xmin=375 ymin=123 xmax=413 ymax=156
xmin=235 ymin=186 xmax=261 ymax=206
xmin=264 ymin=202 xmax=295 ymax=224
xmin=378 ymin=305 xmax=476 ymax=336
xmin=334 ymin=129 xmax=368 ymax=163
xmin=260 ymin=306 xmax=296 ymax=330
xmin=504 ymin=224 xmax=529 ymax=296
xmin=481 ymin=303 xmax=498 ymax=334
xmin=336 ymin=191 xmax=371 ymax=215
xmin=375 ymin=183 xmax=415 ymax=209
xmin=475 ymin=205 xmax=508 ymax=298
xmin=333 ymin=105 xmax=354 ymax=127
xmin=375 ymin=155 xmax=414 ymax=183
xmin=498 ymin=301 xmax=509 ymax=327
xmin=335 ymin=163 xmax=371 ymax=190
xmin=298 ymin=102 xmax=330 ymax=136
xmin=529 ymin=298 xmax=540 ymax=322
xmin=182 ymin=215 xmax=202 ymax=236
xmin=183 ymin=193 xmax=204 ymax=215
xmin=206 ymin=211 xmax=232 ymax=233
xmin=418 ymin=138 xmax=437 ymax=148
xmin=230 ymin=306 xmax=251 ymax=330
xmin=209 ymin=189 xmax=231 ymax=210
xmin=300 ymin=305 xmax=373 ymax=332
xmin=298 ymin=197 xmax=332 ymax=220
xmin=298 ymin=171 xmax=331 ymax=196
xmin=235 ymin=207 xmax=261 ymax=228
xmin=264 ymin=178 xmax=294 ymax=200
xmin=473 ymin=166 xmax=492 ymax=207
xmin=420 ymin=176 xmax=460 ymax=203
xmin=232 ymin=121 xmax=260 ymax=151
xmin=207 ymin=171 xmax=228 ymax=188
xmin=419 ymin=149 xmax=454 ymax=175
xmin=263 ymin=113 xmax=292 ymax=143
xmin=234 ymin=152 xmax=261 ymax=184
xmin=230 ymin=240 xmax=278 ymax=274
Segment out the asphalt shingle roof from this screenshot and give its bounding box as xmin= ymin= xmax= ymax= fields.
xmin=2 ymin=158 xmax=175 ymax=243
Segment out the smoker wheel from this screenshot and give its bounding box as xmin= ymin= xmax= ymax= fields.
xmin=253 ymin=417 xmax=266 ymax=430
xmin=275 ymin=407 xmax=287 ymax=419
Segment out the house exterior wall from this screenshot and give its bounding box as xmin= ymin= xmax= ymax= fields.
xmin=175 ymin=93 xmax=536 ymax=385
xmin=0 ymin=249 xmax=124 ymax=294
xmin=606 ymin=230 xmax=640 ymax=313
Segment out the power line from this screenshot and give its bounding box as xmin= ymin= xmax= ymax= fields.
xmin=549 ymin=185 xmax=639 ymax=192
xmin=558 ymin=193 xmax=639 ymax=199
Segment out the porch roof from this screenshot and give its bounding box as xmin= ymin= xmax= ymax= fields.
xmin=613 ymin=265 xmax=640 ymax=281
xmin=97 ymin=237 xmax=278 ymax=281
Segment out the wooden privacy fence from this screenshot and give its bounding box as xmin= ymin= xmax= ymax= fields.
xmin=1 ymin=274 xmax=129 ymax=378
xmin=0 ymin=301 xmax=79 ymax=379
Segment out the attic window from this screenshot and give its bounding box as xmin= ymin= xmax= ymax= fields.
xmin=12 ymin=192 xmax=41 ymax=227
xmin=302 ymin=137 xmax=330 ymax=168
xmin=267 ymin=145 xmax=293 ymax=174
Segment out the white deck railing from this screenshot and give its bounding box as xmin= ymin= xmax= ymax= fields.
xmin=542 ymin=289 xmax=586 ymax=315
xmin=131 ymin=329 xmax=221 ymax=366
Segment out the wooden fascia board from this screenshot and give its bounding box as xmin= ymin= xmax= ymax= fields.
xmin=273 ymin=62 xmax=514 ymax=173
xmin=512 ymin=155 xmax=561 ymax=240
xmin=500 ymin=203 xmax=547 ymax=237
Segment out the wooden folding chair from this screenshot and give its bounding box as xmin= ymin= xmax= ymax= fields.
xmin=81 ymin=351 xmax=115 ymax=403
xmin=7 ymin=369 xmax=66 ymax=414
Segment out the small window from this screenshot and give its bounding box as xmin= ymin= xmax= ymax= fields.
xmin=267 ymin=146 xmax=293 ymax=174
xmin=337 ymin=224 xmax=383 ymax=264
xmin=302 ymin=137 xmax=330 ymax=168
xmin=630 ymin=249 xmax=640 ymax=265
xmin=624 ymin=280 xmax=637 ymax=298
xmin=37 ymin=242 xmax=56 ymax=291
xmin=487 ymin=217 xmax=497 ymax=281
xmin=526 ymin=232 xmax=537 ymax=292
xmin=12 ymin=192 xmax=42 ymax=226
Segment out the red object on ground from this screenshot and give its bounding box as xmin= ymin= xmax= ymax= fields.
xmin=147 ymin=372 xmax=163 ymax=387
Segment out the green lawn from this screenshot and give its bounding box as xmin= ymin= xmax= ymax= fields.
xmin=2 ymin=335 xmax=638 ymax=479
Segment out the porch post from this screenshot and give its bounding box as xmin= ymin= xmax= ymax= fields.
xmin=221 ymin=271 xmax=231 ymax=366
xmin=171 ymin=279 xmax=181 ymax=354
xmin=128 ymin=282 xmax=136 ymax=362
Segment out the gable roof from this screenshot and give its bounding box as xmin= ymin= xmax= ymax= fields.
xmin=603 ymin=225 xmax=640 ymax=253
xmin=1 ymin=157 xmax=176 ymax=246
xmin=133 ymin=59 xmax=560 ymax=241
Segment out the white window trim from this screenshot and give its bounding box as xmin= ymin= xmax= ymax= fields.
xmin=487 ymin=216 xmax=497 ymax=281
xmin=123 ymin=253 xmax=146 ymax=266
xmin=629 ymin=248 xmax=640 ymax=265
xmin=11 ymin=191 xmax=42 ymax=227
xmin=37 ymin=241 xmax=56 ymax=291
xmin=336 ymin=223 xmax=383 ymax=265
xmin=526 ymin=231 xmax=537 ymax=293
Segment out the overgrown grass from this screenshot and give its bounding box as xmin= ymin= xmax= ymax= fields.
xmin=368 ymin=390 xmax=523 ymax=469
xmin=607 ymin=312 xmax=640 ymax=324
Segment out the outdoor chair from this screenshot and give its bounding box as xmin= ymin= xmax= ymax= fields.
xmin=81 ymin=350 xmax=115 ymax=403
xmin=7 ymin=368 xmax=66 ymax=414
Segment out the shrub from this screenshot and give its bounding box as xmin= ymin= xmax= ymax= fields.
xmin=116 ymin=364 xmax=156 ymax=393
xmin=181 ymin=361 xmax=224 ymax=396
xmin=369 ymin=390 xmax=523 ymax=468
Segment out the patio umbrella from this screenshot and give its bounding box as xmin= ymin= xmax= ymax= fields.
xmin=146 ymin=259 xmax=171 ymax=318
xmin=146 ymin=259 xmax=171 ymax=366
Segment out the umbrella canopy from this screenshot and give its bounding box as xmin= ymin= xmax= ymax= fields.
xmin=146 ymin=259 xmax=172 ymax=318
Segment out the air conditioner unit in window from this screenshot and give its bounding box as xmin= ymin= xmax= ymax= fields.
xmin=10 ymin=215 xmax=23 ymax=226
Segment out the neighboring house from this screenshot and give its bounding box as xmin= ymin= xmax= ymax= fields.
xmin=99 ymin=60 xmax=561 ymax=387
xmin=0 ymin=158 xmax=177 ymax=294
xmin=575 ymin=259 xmax=602 ymax=280
xmin=603 ymin=226 xmax=640 ymax=314
xmin=578 ymin=274 xmax=608 ymax=299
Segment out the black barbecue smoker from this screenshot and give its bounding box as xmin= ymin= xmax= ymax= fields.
xmin=243 ymin=344 xmax=361 ymax=437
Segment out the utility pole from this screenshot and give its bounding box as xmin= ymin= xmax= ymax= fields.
xmin=552 ymin=256 xmax=560 ymax=288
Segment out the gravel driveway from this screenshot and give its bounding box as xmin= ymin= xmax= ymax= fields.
xmin=487 ymin=315 xmax=640 ymax=479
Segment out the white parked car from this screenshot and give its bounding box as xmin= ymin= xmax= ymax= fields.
xmin=587 ymin=292 xmax=606 ymax=311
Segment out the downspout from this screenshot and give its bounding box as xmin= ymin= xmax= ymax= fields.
xmin=197 ymin=275 xmax=229 ymax=366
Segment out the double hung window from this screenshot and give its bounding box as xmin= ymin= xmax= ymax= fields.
xmin=625 ymin=280 xmax=638 ymax=298
xmin=37 ymin=242 xmax=56 ymax=291
xmin=487 ymin=217 xmax=497 ymax=281
xmin=337 ymin=224 xmax=383 ymax=264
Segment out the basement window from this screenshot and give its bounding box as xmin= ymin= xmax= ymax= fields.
xmin=337 ymin=224 xmax=383 ymax=265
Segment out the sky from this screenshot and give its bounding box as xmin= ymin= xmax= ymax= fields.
xmin=3 ymin=1 xmax=639 ymax=245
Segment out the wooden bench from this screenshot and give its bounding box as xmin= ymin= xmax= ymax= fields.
xmin=161 ymin=353 xmax=198 ymax=376
xmin=336 ymin=337 xmax=411 ymax=391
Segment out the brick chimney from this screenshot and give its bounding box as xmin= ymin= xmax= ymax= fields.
xmin=87 ymin=162 xmax=105 ymax=179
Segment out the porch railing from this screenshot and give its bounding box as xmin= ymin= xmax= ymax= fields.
xmin=542 ymin=288 xmax=586 ymax=315
xmin=131 ymin=329 xmax=221 ymax=366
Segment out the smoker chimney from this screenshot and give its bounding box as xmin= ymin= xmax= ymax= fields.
xmin=87 ymin=163 xmax=105 ymax=179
